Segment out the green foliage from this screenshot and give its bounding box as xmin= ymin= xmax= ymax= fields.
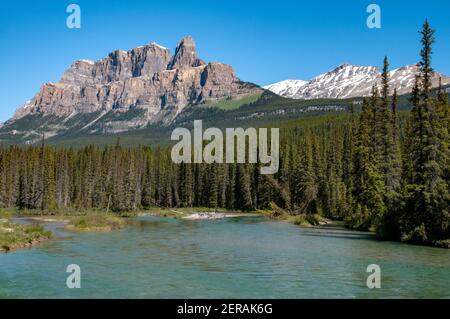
xmin=304 ymin=214 xmax=323 ymax=226
xmin=401 ymin=223 xmax=428 ymax=244
xmin=290 ymin=215 xmax=308 ymax=226
xmin=0 ymin=218 xmax=51 ymax=251
xmin=0 ymin=21 xmax=448 ymax=248
xmin=67 ymin=213 xmax=125 ymax=231
xmin=397 ymin=21 xmax=450 ymax=244
xmin=199 ymin=93 xmax=262 ymax=110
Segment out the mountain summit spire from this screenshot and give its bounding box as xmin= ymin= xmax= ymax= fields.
xmin=9 ymin=36 xmax=261 ymax=133
xmin=168 ymin=36 xmax=205 ymax=69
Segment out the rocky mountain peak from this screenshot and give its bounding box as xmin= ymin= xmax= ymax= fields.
xmin=61 ymin=42 xmax=172 ymax=86
xmin=330 ymin=64 xmax=379 ymax=77
xmin=265 ymin=63 xmax=450 ymax=99
xmin=263 ymin=80 xmax=307 ymax=97
xmin=11 ymin=36 xmax=261 ymax=124
xmin=168 ymin=35 xmax=205 ymax=70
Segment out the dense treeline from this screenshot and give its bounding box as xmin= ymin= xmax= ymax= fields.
xmin=0 ymin=143 xmax=291 ymax=212
xmin=0 ymin=21 xmax=448 ymax=246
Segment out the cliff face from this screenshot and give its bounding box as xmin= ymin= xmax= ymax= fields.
xmin=13 ymin=36 xmax=261 ymax=122
xmin=167 ymin=36 xmax=205 ymax=70
xmin=60 ymin=43 xmax=172 ymax=85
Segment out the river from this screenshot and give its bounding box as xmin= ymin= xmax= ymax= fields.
xmin=1 ymin=216 xmax=449 ymax=298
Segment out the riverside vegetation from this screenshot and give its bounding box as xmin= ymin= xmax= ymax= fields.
xmin=0 ymin=21 xmax=448 ymax=249
xmin=0 ymin=208 xmax=127 ymax=250
xmin=0 ymin=209 xmax=51 ymax=251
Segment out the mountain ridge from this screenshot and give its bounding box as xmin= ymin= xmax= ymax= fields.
xmin=264 ymin=63 xmax=450 ymax=99
xmin=12 ymin=36 xmax=262 ymax=123
xmin=4 ymin=37 xmax=450 ymax=147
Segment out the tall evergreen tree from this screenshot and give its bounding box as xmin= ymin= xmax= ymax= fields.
xmin=402 ymin=20 xmax=449 ymax=243
xmin=351 ymin=97 xmax=385 ymax=229
xmin=380 ymin=57 xmax=402 ymax=193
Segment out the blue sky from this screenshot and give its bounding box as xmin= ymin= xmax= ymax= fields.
xmin=0 ymin=0 xmax=449 ymax=122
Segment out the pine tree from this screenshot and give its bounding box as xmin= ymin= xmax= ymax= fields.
xmin=380 ymin=57 xmax=402 ymax=192
xmin=295 ymin=131 xmax=318 ymax=214
xmin=435 ymin=78 xmax=449 ymax=183
xmin=402 ymin=20 xmax=449 ymax=243
xmin=235 ymin=164 xmax=253 ymax=210
xmin=208 ymin=164 xmax=219 ymax=209
xmin=351 ymin=97 xmax=385 ymax=229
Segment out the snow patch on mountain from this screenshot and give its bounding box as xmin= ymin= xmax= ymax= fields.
xmin=264 ymin=63 xmax=450 ymax=99
xmin=263 ymin=80 xmax=307 ymax=97
xmin=78 ymin=59 xmax=94 ymax=65
xmin=150 ymin=42 xmax=168 ymax=50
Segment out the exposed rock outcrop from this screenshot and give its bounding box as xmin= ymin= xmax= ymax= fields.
xmin=13 ymin=36 xmax=262 ymax=123
xmin=168 ymin=36 xmax=205 ymax=69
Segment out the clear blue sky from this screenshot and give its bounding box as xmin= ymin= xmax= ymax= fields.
xmin=1 ymin=0 xmax=449 ymax=122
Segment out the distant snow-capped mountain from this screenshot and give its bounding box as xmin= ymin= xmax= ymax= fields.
xmin=263 ymin=80 xmax=307 ymax=97
xmin=264 ymin=63 xmax=450 ymax=99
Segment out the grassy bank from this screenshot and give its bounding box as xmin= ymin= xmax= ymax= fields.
xmin=0 ymin=209 xmax=52 ymax=252
xmin=257 ymin=203 xmax=330 ymax=227
xmin=261 ymin=210 xmax=329 ymax=227
xmin=7 ymin=208 xmax=128 ymax=232
xmin=65 ymin=214 xmax=126 ymax=232
xmin=1 ymin=204 xmax=329 ymax=246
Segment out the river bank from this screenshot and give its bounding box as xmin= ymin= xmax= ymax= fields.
xmin=1 ymin=207 xmax=268 ymax=253
xmin=1 ymin=214 xmax=449 ymax=298
xmin=24 ymin=214 xmax=127 ymax=232
xmin=0 ymin=205 xmax=303 ymax=253
xmin=0 ymin=209 xmax=129 ymax=252
xmin=138 ymin=207 xmax=261 ymax=220
xmin=2 ymin=205 xmax=448 ymax=252
xmin=136 ymin=205 xmax=331 ymax=226
xmin=0 ymin=211 xmax=51 ymax=252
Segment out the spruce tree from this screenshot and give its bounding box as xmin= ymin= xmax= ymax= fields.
xmin=351 ymin=97 xmax=385 ymax=229
xmin=402 ymin=20 xmax=449 ymax=243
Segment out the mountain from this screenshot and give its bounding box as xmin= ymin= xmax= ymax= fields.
xmin=12 ymin=36 xmax=262 ymax=124
xmin=3 ymin=38 xmax=450 ymax=147
xmin=264 ymin=63 xmax=450 ymax=99
xmin=263 ymin=80 xmax=307 ymax=97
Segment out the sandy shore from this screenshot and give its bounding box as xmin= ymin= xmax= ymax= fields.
xmin=25 ymin=217 xmax=70 ymax=224
xmin=182 ymin=212 xmax=260 ymax=220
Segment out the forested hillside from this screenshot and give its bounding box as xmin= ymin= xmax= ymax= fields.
xmin=0 ymin=21 xmax=448 ymax=247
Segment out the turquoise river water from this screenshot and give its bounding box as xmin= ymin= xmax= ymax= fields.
xmin=1 ymin=216 xmax=449 ymax=298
